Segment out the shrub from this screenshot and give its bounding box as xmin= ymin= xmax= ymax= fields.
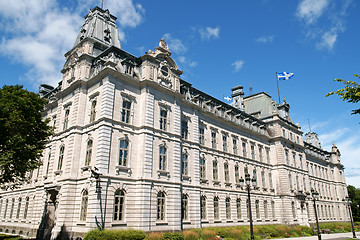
xmin=182 ymin=230 xmax=199 ymax=240
xmin=201 ymin=229 xmax=217 ymax=239
xmin=84 ymin=229 xmax=146 ymax=240
xmin=147 ymin=232 xmax=164 ymax=240
xmin=163 ymin=232 xmax=184 ymax=240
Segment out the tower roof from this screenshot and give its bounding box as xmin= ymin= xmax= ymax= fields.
xmin=73 ymin=6 xmax=121 ymax=49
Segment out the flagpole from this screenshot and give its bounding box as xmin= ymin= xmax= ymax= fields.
xmin=276 ymin=72 xmax=281 ymax=104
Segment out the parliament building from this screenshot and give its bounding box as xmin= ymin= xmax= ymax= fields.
xmin=0 ymin=6 xmax=350 ymax=240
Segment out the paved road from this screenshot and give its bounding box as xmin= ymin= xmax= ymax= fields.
xmin=266 ymin=232 xmax=360 ymax=240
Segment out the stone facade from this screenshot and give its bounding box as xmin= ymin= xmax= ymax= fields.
xmin=0 ymin=6 xmax=349 ymax=240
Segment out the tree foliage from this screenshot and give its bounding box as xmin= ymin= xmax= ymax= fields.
xmin=347 ymin=185 xmax=360 ymax=222
xmin=326 ymin=74 xmax=360 ymax=115
xmin=0 ymin=85 xmax=53 ymax=188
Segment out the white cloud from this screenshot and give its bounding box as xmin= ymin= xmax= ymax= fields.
xmin=178 ymin=56 xmax=197 ymax=68
xmin=232 ymin=60 xmax=244 ymax=72
xmin=0 ymin=0 xmax=145 ymax=87
xmin=296 ymin=0 xmax=329 ymax=24
xmin=295 ymin=0 xmax=353 ymax=51
xmin=255 ymin=35 xmax=274 ymax=43
xmin=316 ymin=31 xmax=337 ymax=50
xmin=163 ymin=33 xmax=188 ymax=54
xmin=199 ymin=26 xmax=220 ymax=41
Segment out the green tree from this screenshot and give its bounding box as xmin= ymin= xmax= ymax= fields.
xmin=326 ymin=74 xmax=360 ymax=115
xmin=0 ymin=85 xmax=53 ymax=188
xmin=347 ymin=185 xmax=360 ymax=222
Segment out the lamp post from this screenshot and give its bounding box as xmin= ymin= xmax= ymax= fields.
xmin=311 ymin=189 xmax=321 ymax=240
xmin=240 ymin=173 xmax=257 ymax=240
xmin=343 ymin=196 xmax=356 ymax=239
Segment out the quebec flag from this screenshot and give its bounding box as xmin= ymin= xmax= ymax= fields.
xmin=277 ymin=72 xmax=294 ymax=80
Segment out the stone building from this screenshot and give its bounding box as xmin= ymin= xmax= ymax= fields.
xmin=0 ymin=6 xmax=349 ymax=239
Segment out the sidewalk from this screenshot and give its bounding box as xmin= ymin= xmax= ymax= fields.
xmin=266 ymin=232 xmax=360 ymax=240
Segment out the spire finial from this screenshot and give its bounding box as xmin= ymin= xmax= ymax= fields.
xmin=101 ymin=0 xmax=104 ymax=9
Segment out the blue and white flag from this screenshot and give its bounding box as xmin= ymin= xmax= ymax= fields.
xmin=277 ymin=72 xmax=294 ymax=80
xmin=224 ymin=96 xmax=232 ymax=102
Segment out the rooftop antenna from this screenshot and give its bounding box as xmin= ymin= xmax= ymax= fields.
xmin=101 ymin=0 xmax=104 ymax=9
xmin=308 ymin=118 xmax=312 ymax=132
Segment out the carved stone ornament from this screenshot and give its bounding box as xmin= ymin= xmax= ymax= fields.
xmin=157 ymin=61 xmax=172 ymax=88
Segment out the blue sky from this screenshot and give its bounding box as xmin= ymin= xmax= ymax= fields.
xmin=0 ymin=0 xmax=359 ymax=187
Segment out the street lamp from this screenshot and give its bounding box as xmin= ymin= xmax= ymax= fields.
xmin=240 ymin=173 xmax=257 ymax=240
xmin=343 ymin=196 xmax=356 ymax=239
xmin=311 ymin=188 xmax=321 ymax=240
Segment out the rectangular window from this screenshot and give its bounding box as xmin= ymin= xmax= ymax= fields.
xmin=293 ymin=153 xmax=296 ymax=167
xmin=242 ymin=142 xmax=247 ymax=158
xmin=299 ymin=156 xmax=303 ymax=169
xmin=264 ymin=200 xmax=268 ymax=219
xmin=201 ymin=196 xmax=206 ymax=219
xmin=181 ymin=120 xmax=188 ymax=139
xmin=181 ymin=152 xmax=188 ymax=176
xmin=269 ymin=172 xmax=273 ymax=189
xmin=266 ymin=148 xmax=270 ymax=164
xmin=63 ymin=109 xmax=70 ymax=130
xmin=285 ymin=151 xmax=289 ymax=165
xmin=233 ymin=138 xmax=238 ymax=155
xmin=222 ymin=134 xmax=227 ymax=152
xmin=261 ymin=171 xmax=266 ymax=189
xmin=121 ymin=100 xmax=131 ymax=123
xmin=199 ymin=127 xmax=205 ymax=145
xmin=224 ymin=162 xmax=229 ymax=182
xmin=271 ymin=201 xmax=276 ymax=218
xmin=119 ymin=139 xmax=129 ymax=166
xmin=211 ymin=131 xmax=217 ymax=149
xmin=258 ymin=146 xmax=263 ymax=162
xmin=226 ymin=198 xmax=231 ymax=219
xmin=159 ymin=146 xmax=166 ymax=170
xmin=214 ymin=197 xmax=219 ymax=219
xmin=236 ymin=198 xmax=241 ymax=219
xmin=213 ymin=161 xmax=218 ymax=181
xmin=255 ymin=200 xmax=260 ymax=219
xmin=200 ymin=157 xmax=206 ymax=179
xmin=251 ymin=144 xmax=255 ymax=160
xmin=283 ymin=129 xmax=286 ymax=137
xmin=90 ymin=100 xmax=97 ymax=123
xmin=159 ymin=109 xmax=167 ymax=131
xmin=235 ymin=165 xmax=240 ymax=184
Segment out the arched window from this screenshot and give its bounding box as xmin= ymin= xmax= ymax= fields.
xmin=200 ymin=156 xmax=206 ymax=179
xmin=159 ymin=145 xmax=166 ymax=170
xmin=213 ymin=197 xmax=219 ymax=220
xmin=113 ymin=189 xmax=125 ymax=221
xmin=181 ymin=194 xmax=188 ymax=220
xmin=58 ymin=146 xmax=65 ymax=170
xmin=23 ymin=197 xmax=29 ymax=219
xmin=80 ymin=190 xmax=88 ymax=221
xmin=157 ymin=192 xmax=165 ymax=220
xmin=226 ymin=197 xmax=231 ymax=219
xmin=236 ymin=198 xmax=241 ymax=219
xmin=292 ymin=201 xmax=296 ymax=219
xmin=85 ymin=140 xmax=93 ymax=166
xmin=63 ymin=109 xmax=70 ymax=130
xmin=213 ymin=160 xmax=218 ymax=181
xmin=16 ymin=198 xmax=21 ymax=219
xmin=9 ymin=198 xmax=15 ymax=219
xmin=224 ymin=162 xmax=229 ymax=182
xmin=181 ymin=151 xmax=188 ymax=176
xmin=201 ymin=195 xmax=207 ymax=220
xmin=119 ymin=139 xmax=129 ymax=166
xmin=90 ymin=100 xmax=97 ymax=123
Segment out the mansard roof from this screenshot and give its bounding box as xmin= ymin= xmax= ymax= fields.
xmin=73 ymin=6 xmax=121 ymax=49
